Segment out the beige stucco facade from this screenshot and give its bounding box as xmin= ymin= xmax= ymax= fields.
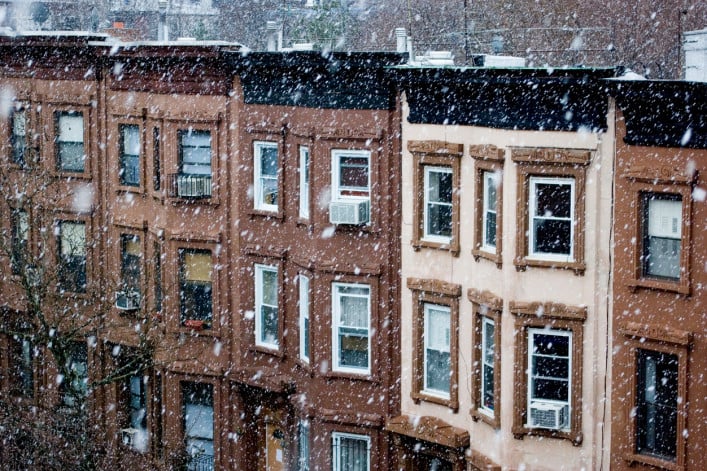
xmin=396 ymin=92 xmax=614 ymax=470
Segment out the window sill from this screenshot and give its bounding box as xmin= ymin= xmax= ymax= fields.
xmin=248 ymin=209 xmax=284 ymax=220
xmin=623 ymin=453 xmax=682 ymax=471
xmin=512 ymin=425 xmax=583 ymax=446
xmin=411 ymin=238 xmax=459 ymax=257
xmin=627 ymin=278 xmax=690 ymax=296
xmin=55 ymin=170 xmax=92 ymax=180
xmin=249 ymin=345 xmax=284 ymax=359
xmin=411 ymin=390 xmax=458 ymax=412
xmin=324 ymin=369 xmax=378 ymax=384
xmin=168 ymin=196 xmax=220 ymax=206
xmin=294 ymin=358 xmax=315 ymax=376
xmin=514 ymin=256 xmax=585 ymax=275
xmin=470 ymin=408 xmax=500 ymax=429
xmin=116 ymin=186 xmax=144 ymax=195
xmin=472 ymin=248 xmax=502 ymax=268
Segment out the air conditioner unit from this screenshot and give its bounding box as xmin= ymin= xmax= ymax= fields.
xmin=529 ymin=401 xmax=568 ymax=430
xmin=177 ymin=175 xmax=210 ymax=198
xmin=121 ymin=427 xmax=139 ymax=447
xmin=115 ymin=290 xmax=140 ymax=311
xmin=329 ymin=199 xmax=370 ymax=225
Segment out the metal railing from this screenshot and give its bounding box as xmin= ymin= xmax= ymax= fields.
xmin=187 ymin=454 xmax=214 ymax=471
xmin=168 ymin=173 xmax=212 ymax=198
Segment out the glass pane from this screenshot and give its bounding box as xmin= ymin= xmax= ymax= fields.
xmin=340 ymin=295 xmax=368 ymax=328
xmin=485 ymin=173 xmax=497 ymax=210
xmin=261 ymin=268 xmax=278 ymax=305
xmin=533 ymin=333 xmax=570 ymax=357
xmin=261 ymin=305 xmax=278 ymax=344
xmin=483 ymin=320 xmax=495 ymax=364
xmin=59 ymin=142 xmax=85 ymax=171
xmin=646 ymin=237 xmax=681 ymax=279
xmin=533 ymin=355 xmax=570 ymax=379
xmin=532 ymin=378 xmax=569 ymax=402
xmin=61 ymin=222 xmax=86 ymax=256
xmin=339 ymin=156 xmax=369 ymax=189
xmin=482 ymin=364 xmax=494 ymax=409
xmin=533 ymin=219 xmax=571 ymax=255
xmin=339 ymin=332 xmax=368 ymax=368
xmin=484 ymin=212 xmax=497 ymax=247
xmin=426 ymin=203 xmax=452 ymax=237
xmin=427 ymin=169 xmax=452 ymax=203
xmin=58 ymin=113 xmax=83 ymax=142
xmin=338 ymin=437 xmax=368 ymax=471
xmin=637 ymin=350 xmax=678 ymax=458
xmin=425 ymin=349 xmax=450 ymax=393
xmin=183 ymin=251 xmax=212 ymax=282
xmin=534 ymin=182 xmax=572 ymax=218
xmin=121 ymin=125 xmax=140 ymax=156
xmin=261 ymin=176 xmax=278 ymax=206
xmin=259 ymin=145 xmax=278 ymax=177
xmin=425 ymin=306 xmax=450 ymax=351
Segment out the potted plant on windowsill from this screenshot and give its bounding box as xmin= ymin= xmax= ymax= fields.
xmin=184 ymin=319 xmax=205 ymax=330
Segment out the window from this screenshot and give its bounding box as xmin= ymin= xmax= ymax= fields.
xmin=55 ymin=111 xmax=85 ymax=172
xmin=255 ymin=264 xmax=279 ymax=349
xmin=423 ymin=166 xmax=453 ymax=243
xmin=511 ymin=301 xmax=585 ymax=444
xmin=179 ymin=249 xmax=212 ymax=329
xmin=299 ymin=146 xmax=310 ymax=219
xmin=636 ymin=349 xmax=678 ymax=460
xmin=9 ymin=337 xmax=33 ymax=398
xmin=409 ymin=141 xmax=462 ymax=255
xmin=332 ymin=432 xmax=370 ymax=471
xmin=11 ymin=209 xmax=28 ymax=275
xmin=527 ymin=329 xmax=572 ymax=428
xmin=298 ymin=419 xmax=310 ymax=471
xmin=423 ymin=303 xmax=451 ymax=398
xmin=408 ymin=278 xmax=461 ymax=410
xmin=332 ymin=283 xmax=370 ymax=374
xmin=299 ymin=274 xmax=310 ymax=363
xmin=154 ymin=242 xmax=162 ymax=312
xmin=513 ymin=148 xmax=589 ymax=273
xmin=471 ymin=146 xmax=504 ymax=266
xmin=177 ymin=129 xmax=211 ymax=198
xmin=254 ymin=141 xmax=279 ymax=211
xmin=641 ymin=193 xmax=682 ymax=280
xmin=152 ymin=127 xmax=161 ymax=191
xmin=182 ymin=382 xmax=214 ymax=470
xmin=470 ymin=289 xmax=502 ymax=427
xmin=62 ymin=342 xmax=88 ymax=407
xmin=11 ymin=107 xmax=27 ymax=166
xmin=120 ymin=369 xmax=148 ymax=452
xmin=119 ymin=234 xmax=141 ymax=297
xmin=57 ymin=221 xmax=87 ymax=293
xmin=528 ymin=177 xmax=575 ymax=261
xmin=482 ymin=171 xmax=498 ymax=251
xmin=119 ymin=124 xmax=140 ymax=186
xmin=332 ymin=149 xmax=370 ymax=200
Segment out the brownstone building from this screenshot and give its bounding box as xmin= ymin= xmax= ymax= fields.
xmin=0 ymin=32 xmax=404 ymax=470
xmin=609 ymin=80 xmax=707 ymax=471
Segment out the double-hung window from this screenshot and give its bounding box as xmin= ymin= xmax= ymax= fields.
xmin=57 ymin=221 xmax=87 ymax=293
xmin=298 ymin=419 xmax=310 ymax=471
xmin=254 ymin=141 xmax=279 ymax=211
xmin=179 ymin=249 xmax=212 ymax=329
xmin=528 ymin=177 xmax=575 ymax=261
xmin=11 ymin=107 xmax=27 ymax=166
xmin=177 ymin=130 xmax=211 ymax=198
xmin=11 ymin=209 xmax=28 ymax=275
xmin=299 ymin=275 xmax=310 ymax=363
xmin=332 ymin=150 xmax=370 ymax=200
xmin=255 ymin=264 xmax=279 ymax=349
xmin=332 ymin=432 xmax=370 ymax=471
xmin=62 ymin=342 xmax=88 ymax=407
xmin=423 ymin=166 xmax=453 ymax=243
xmin=118 ymin=234 xmax=141 ymax=309
xmin=299 ymin=146 xmax=310 ymax=219
xmin=481 ymin=171 xmax=498 ymax=251
xmin=121 ymin=370 xmax=148 ymax=451
xmin=423 ymin=303 xmax=451 ymax=398
xmin=527 ymin=329 xmax=571 ymax=430
xmin=182 ymin=382 xmax=214 ymax=469
xmin=635 ymin=349 xmax=678 ymax=460
xmin=332 ymin=283 xmax=370 ymax=374
xmin=480 ymin=316 xmax=496 ymax=415
xmin=56 ymin=111 xmax=85 ymax=172
xmin=119 ymin=124 xmax=140 ymax=186
xmin=641 ymin=193 xmax=682 ymax=280
xmin=9 ymin=337 xmax=33 ymax=398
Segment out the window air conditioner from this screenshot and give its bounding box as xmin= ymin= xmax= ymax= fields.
xmin=115 ymin=290 xmax=140 ymax=311
xmin=329 ymin=199 xmax=370 ymax=225
xmin=528 ymin=401 xmax=568 ymax=430
xmin=121 ymin=427 xmax=139 ymax=447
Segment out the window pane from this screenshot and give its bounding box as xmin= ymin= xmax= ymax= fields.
xmin=426 ymin=349 xmax=450 ymax=393
xmin=261 ymin=268 xmax=278 ymax=305
xmin=339 ymin=156 xmax=369 ymax=189
xmin=425 ymin=305 xmax=450 ymax=394
xmin=180 ymin=130 xmax=211 ymax=175
xmin=334 ymin=435 xmax=368 ymax=471
xmin=183 ymin=382 xmax=214 ymax=467
xmin=643 ymin=195 xmax=682 ymax=279
xmin=533 ymin=219 xmax=572 ymax=254
xmin=180 ymin=250 xmax=212 ymax=325
xmin=58 ymin=222 xmax=87 ymax=292
xmin=57 ymin=113 xmax=85 ymax=171
xmin=120 ymin=125 xmax=140 ymax=186
xmin=532 ymin=378 xmax=569 ymax=401
xmin=534 ymin=182 xmax=571 ymax=218
xmin=260 ymin=145 xmax=278 ymax=177
xmin=533 ymin=333 xmax=570 ymax=357
xmin=12 ymin=109 xmax=26 ymax=165
xmin=340 ymin=295 xmax=368 ymax=328
xmin=484 ymin=212 xmax=497 ymax=248
xmin=339 ymin=330 xmax=368 ymax=368
xmin=637 ymin=350 xmax=678 ymax=459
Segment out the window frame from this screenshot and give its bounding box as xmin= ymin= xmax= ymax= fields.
xmin=511 ymin=301 xmax=586 ymax=444
xmin=181 ymin=381 xmax=215 ymax=468
xmin=619 ymin=322 xmax=690 ymax=471
xmin=409 ymin=141 xmax=462 ymax=256
xmin=253 ymin=140 xmax=279 ymax=212
xmin=255 ymin=263 xmax=280 ymax=350
xmin=471 ymin=145 xmax=504 ymax=266
xmin=331 ymin=149 xmax=371 ymax=201
xmin=56 ymin=219 xmax=88 ymax=293
xmin=422 ymin=165 xmax=454 ymax=245
xmin=332 ymin=282 xmax=371 ymax=376
xmin=10 ymin=105 xmax=28 ymax=167
xmin=9 ymin=336 xmax=34 ymax=399
xmin=55 ymin=110 xmax=86 ymax=174
xmin=10 ymin=209 xmax=29 ymax=276
xmin=299 ymin=145 xmax=310 ymax=220
xmin=512 ymin=148 xmax=589 ymax=274
xmin=119 ymin=233 xmax=143 ymax=296
xmin=640 ymin=193 xmax=682 ymax=280
xmin=469 ymin=289 xmax=502 ymax=428
xmin=331 ymin=432 xmax=371 ymax=471
xmin=422 ymin=303 xmax=452 ymax=399
xmin=118 ymin=123 xmax=141 ymax=188
xmin=527 ymin=176 xmax=576 ymax=262
xmin=408 ymin=277 xmax=461 ymax=411
xmin=178 ymin=248 xmax=213 ymax=330
xmin=299 ymin=274 xmax=311 ymax=363
xmin=527 ymin=328 xmax=573 ymax=428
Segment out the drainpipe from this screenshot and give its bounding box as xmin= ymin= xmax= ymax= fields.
xmin=158 ymin=0 xmax=168 ymax=41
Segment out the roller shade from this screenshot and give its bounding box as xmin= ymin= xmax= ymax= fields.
xmin=60 ymin=222 xmax=86 ymax=256
xmin=58 ymin=114 xmax=84 ymax=143
xmin=183 ymin=251 xmax=212 ymax=282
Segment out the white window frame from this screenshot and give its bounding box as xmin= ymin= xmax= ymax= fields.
xmin=481 ymin=170 xmax=498 ymax=253
xmin=422 ymin=303 xmax=451 ymax=399
xmin=331 ymin=149 xmax=371 ymax=201
xmin=332 ymin=283 xmax=371 ymax=375
xmin=527 ymin=328 xmax=572 ymax=429
xmin=479 ymin=316 xmax=495 ymax=416
xmin=423 ymin=166 xmax=453 ymax=244
xmin=254 ymin=141 xmax=279 ymax=212
xmin=298 ymin=419 xmax=310 ymax=471
xmin=643 ymin=194 xmax=682 ymax=280
xmin=528 ymin=176 xmax=575 ymax=262
xmin=299 ymin=274 xmax=310 ymax=363
xmin=299 ymin=146 xmax=310 ymax=219
xmin=255 ymin=264 xmax=279 ymax=349
xmin=56 ymin=112 xmax=85 ymax=172
xmin=331 ymin=432 xmax=370 ymax=471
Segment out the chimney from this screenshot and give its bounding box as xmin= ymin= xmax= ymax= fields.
xmin=158 ymin=0 xmax=168 ymax=41
xmin=266 ymin=21 xmax=283 ymax=52
xmin=395 ymin=28 xmax=407 ymax=52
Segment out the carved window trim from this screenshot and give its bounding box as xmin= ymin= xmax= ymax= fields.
xmin=619 ymin=321 xmax=691 ymax=471
xmin=51 ymin=105 xmax=92 ymax=179
xmin=471 ymin=145 xmax=504 ymax=267
xmin=510 ymin=301 xmax=586 ymax=445
xmin=512 ymin=148 xmax=589 ymax=275
xmin=621 ymin=166 xmax=694 ymax=295
xmin=409 ymin=141 xmax=463 ymax=256
xmin=469 ymin=289 xmax=502 ymax=428
xmin=408 ymin=277 xmax=461 ymax=411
